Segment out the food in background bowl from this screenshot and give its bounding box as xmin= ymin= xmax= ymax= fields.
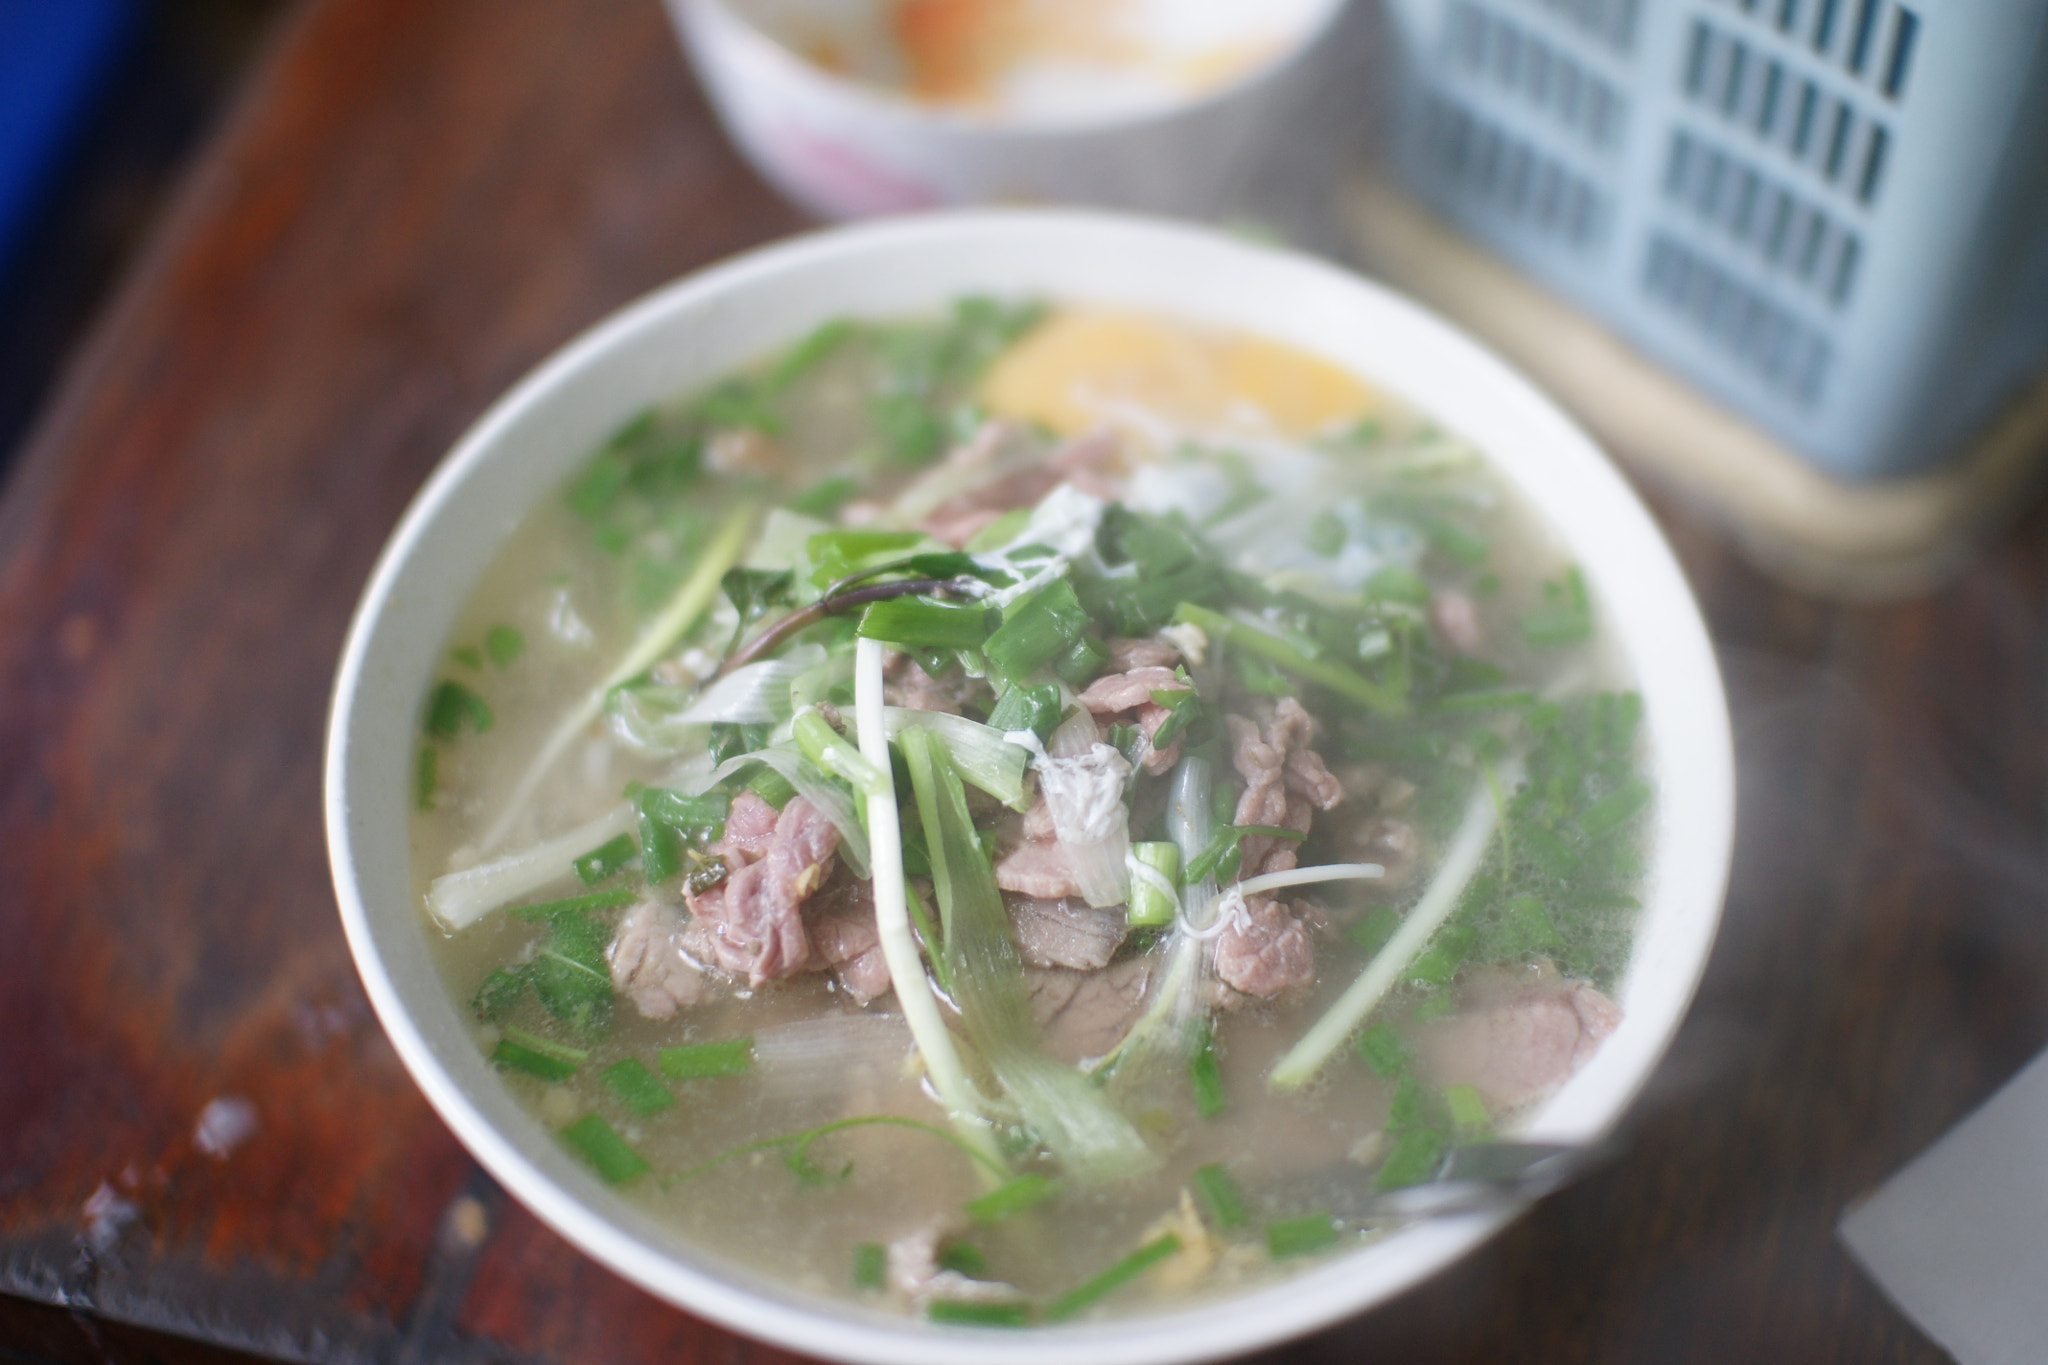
xmin=414 ymin=299 xmax=1652 ymax=1324
xmin=328 ymin=212 xmax=1731 ymax=1365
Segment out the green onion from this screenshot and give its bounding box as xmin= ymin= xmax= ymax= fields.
xmin=572 ymin=833 xmax=638 ymax=885
xmin=1266 ymin=1213 xmax=1339 ymax=1259
xmin=658 ymin=1037 xmax=754 ymax=1079
xmin=1190 ymin=1017 xmax=1227 ymax=1118
xmin=638 ymin=811 xmax=682 ymax=884
xmin=1416 ymin=514 xmax=1490 ymax=566
xmin=985 ymin=682 xmax=1063 ymax=744
xmin=1412 ymin=991 xmax=1456 ymax=1022
xmin=926 ymin=1300 xmax=1031 ymax=1328
xmin=1232 ymin=648 xmax=1293 ymax=696
xmin=484 ymin=624 xmax=525 ymax=668
xmin=1579 ymin=778 xmax=1651 ymax=838
xmin=1443 ymin=1083 xmax=1489 ymax=1129
xmin=1374 ymin=1126 xmax=1447 ymax=1191
xmin=982 ymin=577 xmax=1089 ymax=681
xmin=559 ymin=1113 xmax=650 ymax=1185
xmin=1522 ymin=565 xmax=1592 ymax=646
xmin=1043 ymin=1234 xmax=1182 ymax=1322
xmin=510 ymin=886 xmax=636 ymax=920
xmin=1051 ymin=634 xmax=1109 ymax=688
xmin=792 ymin=707 xmax=891 ymax=794
xmin=1355 ymin=1022 xmax=1410 ymax=1078
xmin=471 ymin=967 xmax=526 ymax=1021
xmin=852 ymin=1241 xmax=888 ymax=1292
xmin=1433 ymin=687 xmax=1538 ymax=713
xmin=1125 ymin=842 xmax=1181 ymax=928
xmin=964 ymin=507 xmax=1031 ymax=552
xmin=1190 ymin=1163 xmax=1248 ymax=1229
xmin=964 ymin=1173 xmax=1058 ymax=1225
xmin=765 ymin=317 xmax=855 ymax=395
xmin=1405 ymin=923 xmax=1477 ymax=988
xmin=806 ymin=529 xmax=928 ymax=587
xmin=601 ymin=1058 xmax=675 ymax=1116
xmin=638 ymin=787 xmax=729 ymax=831
xmin=1348 ymin=905 xmax=1401 ymax=957
xmin=415 ymin=744 xmax=438 ymax=811
xmin=1183 ymin=824 xmax=1304 ymax=885
xmin=1145 ymin=686 xmax=1201 ymax=749
xmin=668 ymin=1114 xmax=1009 ymax=1188
xmin=857 ymin=596 xmax=993 ymax=650
xmin=491 ymin=1026 xmax=588 ymax=1081
xmin=787 ymin=474 xmax=861 ymax=519
xmin=1172 ymin=603 xmax=1406 ymax=717
xmin=746 ymin=764 xmax=798 ymax=809
xmin=424 ymin=680 xmax=494 ymax=738
xmin=453 ymin=644 xmax=483 ymax=669
xmin=935 ymin=1240 xmax=988 ymax=1277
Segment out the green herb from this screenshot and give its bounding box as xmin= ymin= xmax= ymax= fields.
xmin=424 ymin=680 xmax=494 ymax=738
xmin=1443 ymin=1083 xmax=1489 ymax=1129
xmin=1412 ymin=991 xmax=1456 ymax=1022
xmin=1183 ymin=823 xmax=1305 ymax=884
xmin=1232 ymin=647 xmax=1293 ymax=696
xmin=1522 ymin=565 xmax=1592 ymax=646
xmin=852 ymin=1242 xmax=888 ymax=1292
xmin=1405 ymin=923 xmax=1477 ymax=988
xmin=964 ymin=1174 xmax=1058 ymax=1225
xmin=415 ymin=744 xmax=438 ymax=811
xmin=926 ymin=1299 xmax=1031 ymax=1328
xmin=1190 ymin=1018 xmax=1227 ymax=1118
xmin=982 ymin=577 xmax=1089 ymax=680
xmin=1355 ymin=1021 xmax=1410 ymax=1078
xmin=559 ymin=1113 xmax=650 ymax=1185
xmin=639 ymin=787 xmax=730 ymax=833
xmin=638 ymin=810 xmax=683 ymax=884
xmin=527 ymin=909 xmax=615 ymax=1037
xmin=1189 ymin=1163 xmax=1248 ymax=1229
xmin=1433 ymin=686 xmax=1538 ymax=713
xmin=573 ymin=833 xmax=638 ymax=885
xmin=1145 ymin=686 xmax=1201 ymax=749
xmin=985 ymin=682 xmax=1063 ymax=743
xmin=1365 ymin=563 xmax=1431 ymax=606
xmin=657 ymin=1037 xmax=754 ymax=1079
xmin=1348 ymin=905 xmax=1401 ymax=957
xmin=452 ymin=645 xmax=483 ymax=670
xmin=471 ymin=967 xmax=526 ymax=1021
xmin=935 ymin=1240 xmax=989 ymax=1277
xmin=1173 ymin=603 xmax=1406 ymax=717
xmin=1374 ymin=1126 xmax=1448 ymax=1191
xmin=601 ymin=1058 xmax=675 ymax=1116
xmin=1043 ymin=1234 xmax=1182 ymax=1321
xmin=806 ymin=529 xmax=928 ymax=587
xmin=484 ymin=624 xmax=525 ymax=668
xmin=1266 ymin=1213 xmax=1339 ymax=1260
xmin=857 ymin=596 xmax=992 ymax=650
xmin=490 ymin=1026 xmax=588 ymax=1082
xmin=510 ymin=886 xmax=636 ymax=920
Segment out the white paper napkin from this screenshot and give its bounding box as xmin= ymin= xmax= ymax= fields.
xmin=1840 ymin=1046 xmax=2048 ymax=1365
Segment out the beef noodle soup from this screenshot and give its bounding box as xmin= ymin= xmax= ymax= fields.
xmin=410 ymin=301 xmax=1650 ymax=1324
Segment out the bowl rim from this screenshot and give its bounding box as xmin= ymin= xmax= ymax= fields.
xmin=326 ymin=207 xmax=1735 ymax=1365
xmin=679 ymin=0 xmax=1352 ymax=137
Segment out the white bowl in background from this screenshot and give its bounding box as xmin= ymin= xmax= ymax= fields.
xmin=665 ymin=0 xmax=1358 ymax=221
xmin=326 ymin=210 xmax=1734 ymax=1365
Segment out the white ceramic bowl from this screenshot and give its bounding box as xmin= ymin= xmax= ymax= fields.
xmin=326 ymin=210 xmax=1733 ymax=1365
xmin=666 ymin=0 xmax=1356 ymax=220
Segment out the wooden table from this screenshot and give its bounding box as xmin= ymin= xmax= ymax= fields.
xmin=4 ymin=1 xmax=2043 ymax=1360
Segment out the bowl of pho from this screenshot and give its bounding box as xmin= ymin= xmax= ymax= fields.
xmin=326 ymin=210 xmax=1733 ymax=1363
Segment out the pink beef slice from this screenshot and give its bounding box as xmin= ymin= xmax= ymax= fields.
xmin=883 ymin=652 xmax=983 ymax=715
xmin=994 ymin=796 xmax=1086 ymax=899
xmin=1213 ymin=895 xmax=1318 ymax=1001
xmin=1414 ymin=966 xmax=1623 ymax=1115
xmin=1027 ymin=957 xmax=1156 ymax=1064
xmin=805 ymin=870 xmax=893 ymax=1005
xmin=1008 ymin=895 xmax=1127 ymax=971
xmin=607 ymin=901 xmax=713 ymax=1019
xmin=688 ymin=796 xmax=840 ymax=987
xmin=1228 ymin=698 xmax=1343 ymax=876
xmin=1105 ymin=636 xmax=1180 ymax=672
xmin=1078 ymin=665 xmax=1192 ymax=776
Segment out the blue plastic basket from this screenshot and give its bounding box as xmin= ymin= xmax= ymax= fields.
xmin=1379 ymin=0 xmax=2048 ymax=480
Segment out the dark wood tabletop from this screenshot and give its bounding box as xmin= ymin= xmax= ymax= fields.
xmin=3 ymin=1 xmax=2043 ymax=1362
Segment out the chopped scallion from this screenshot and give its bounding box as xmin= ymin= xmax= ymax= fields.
xmin=1374 ymin=1125 xmax=1448 ymax=1191
xmin=926 ymin=1299 xmax=1031 ymax=1328
xmin=572 ymin=833 xmax=638 ymax=885
xmin=1190 ymin=1018 xmax=1227 ymax=1118
xmin=658 ymin=1037 xmax=754 ymax=1079
xmin=1190 ymin=1163 xmax=1248 ymax=1229
xmin=559 ymin=1113 xmax=650 ymax=1185
xmin=856 ymin=596 xmax=992 ymax=650
xmin=1265 ymin=1213 xmax=1339 ymax=1260
xmin=510 ymin=886 xmax=636 ymax=920
xmin=935 ymin=1240 xmax=988 ymax=1277
xmin=491 ymin=1026 xmax=587 ymax=1081
xmin=1172 ymin=603 xmax=1406 ymax=717
xmin=601 ymin=1058 xmax=675 ymax=1116
xmin=1355 ymin=1022 xmax=1410 ymax=1079
xmin=985 ymin=682 xmax=1063 ymax=744
xmin=424 ymin=679 xmax=495 ymax=738
xmin=484 ymin=624 xmax=525 ymax=668
xmin=964 ymin=1173 xmax=1058 ymax=1225
xmin=1522 ymin=566 xmax=1592 ymax=646
xmin=852 ymin=1241 xmax=888 ymax=1292
xmin=1042 ymin=1234 xmax=1182 ymax=1322
xmin=415 ymin=744 xmax=438 ymax=811
xmin=1125 ymin=842 xmax=1181 ymax=928
xmin=982 ymin=577 xmax=1089 ymax=681
xmin=1443 ymin=1083 xmax=1489 ymax=1129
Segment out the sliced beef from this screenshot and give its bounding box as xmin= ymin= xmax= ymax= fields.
xmin=1078 ymin=665 xmax=1192 ymax=776
xmin=1430 ymin=587 xmax=1483 ymax=655
xmin=1228 ymin=697 xmax=1344 ymax=877
xmin=993 ymin=837 xmax=1081 ymax=900
xmin=687 ymin=797 xmax=840 ymax=987
xmin=1105 ymin=636 xmax=1181 ymax=672
xmin=1414 ymin=966 xmax=1623 ymax=1114
xmin=1009 ymin=895 xmax=1127 ymax=971
xmin=1212 ymin=894 xmax=1318 ymax=1001
xmin=887 ymin=1225 xmax=1020 ymax=1304
xmin=805 ymin=871 xmax=893 ymax=1005
xmin=1027 ymin=957 xmax=1156 ymax=1064
xmin=884 ymin=652 xmax=983 ymax=715
xmin=607 ymin=901 xmax=712 ymax=1018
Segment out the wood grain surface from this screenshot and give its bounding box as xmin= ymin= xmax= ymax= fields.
xmin=2 ymin=0 xmax=2042 ymax=1361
